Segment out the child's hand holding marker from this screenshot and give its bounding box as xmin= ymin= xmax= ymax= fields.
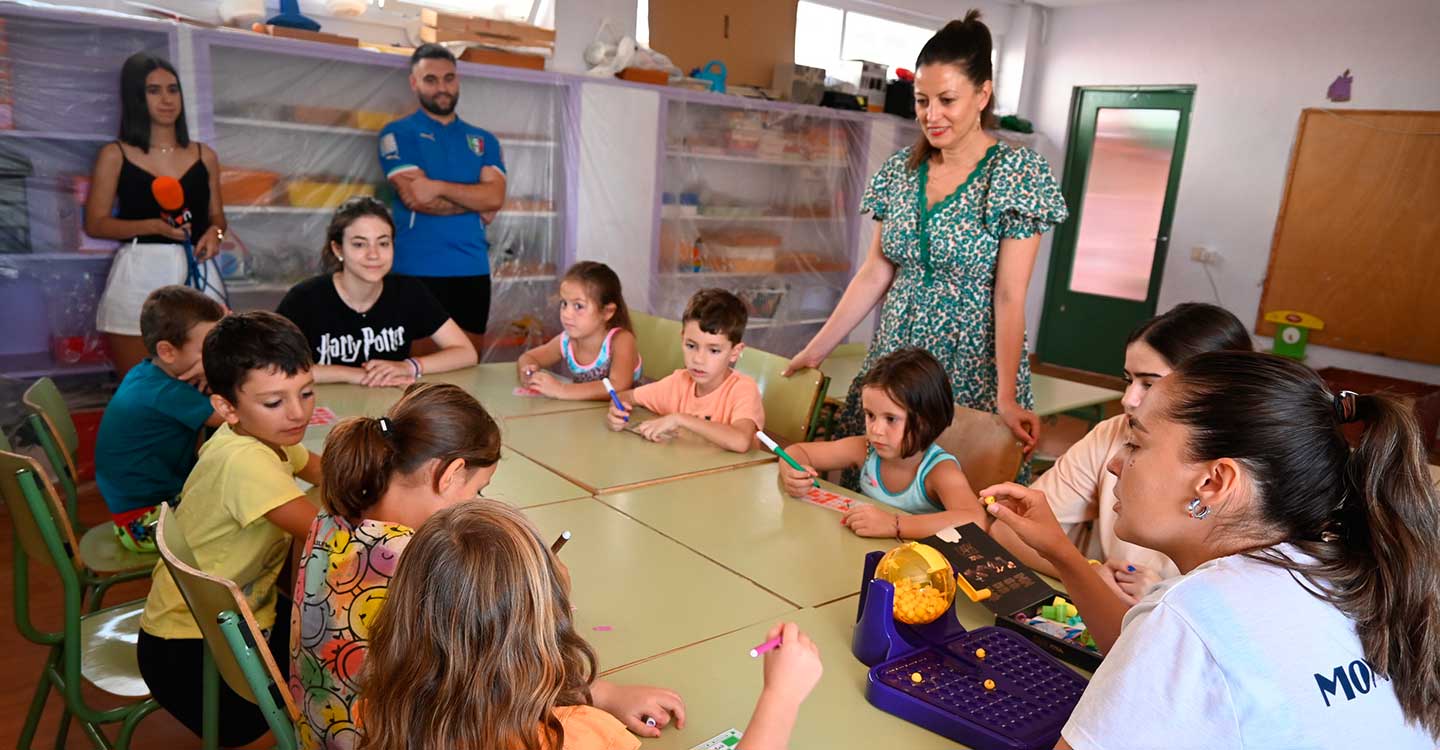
xmin=603 ymin=376 xmax=631 ymax=431
xmin=737 ymin=622 xmax=822 ymax=750
xmin=758 ymin=431 xmax=820 ymax=492
xmin=526 ymin=370 xmax=563 ymax=398
xmin=1108 ymin=560 xmax=1162 ymax=601
xmin=590 ymin=680 xmax=687 ymax=739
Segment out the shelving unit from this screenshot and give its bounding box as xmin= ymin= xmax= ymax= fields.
xmin=651 ymin=90 xmax=870 ymax=356
xmin=192 ymin=27 xmax=578 ymax=360
xmin=0 ymin=4 xmax=177 ymax=380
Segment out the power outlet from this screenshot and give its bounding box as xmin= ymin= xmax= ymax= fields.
xmin=1190 ymin=246 xmax=1221 ymax=264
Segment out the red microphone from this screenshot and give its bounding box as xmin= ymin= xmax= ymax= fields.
xmin=151 ymin=176 xmax=193 ymax=229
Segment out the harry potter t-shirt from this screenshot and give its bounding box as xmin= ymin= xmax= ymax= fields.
xmin=276 ymin=274 xmax=449 ymax=366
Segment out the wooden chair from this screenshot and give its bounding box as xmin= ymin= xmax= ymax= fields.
xmin=934 ymin=405 xmax=1026 ymax=491
xmin=23 ymin=376 xmax=162 ymax=569
xmin=735 ymin=346 xmax=826 ymax=445
xmin=154 ymin=505 xmax=300 ymax=750
xmin=630 ymin=311 xmax=685 ymax=383
xmin=0 ymin=449 xmax=158 ymax=749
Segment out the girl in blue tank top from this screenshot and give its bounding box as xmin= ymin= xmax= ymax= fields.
xmin=777 ymin=348 xmax=986 ymax=539
xmin=517 ymin=261 xmax=642 ymax=400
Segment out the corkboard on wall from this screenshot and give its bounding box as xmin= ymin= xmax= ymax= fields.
xmin=1258 ymin=109 xmax=1440 ymax=364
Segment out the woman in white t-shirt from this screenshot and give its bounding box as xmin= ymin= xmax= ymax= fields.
xmin=982 ymin=351 xmax=1440 ymax=749
xmin=991 ymin=303 xmax=1252 ymax=602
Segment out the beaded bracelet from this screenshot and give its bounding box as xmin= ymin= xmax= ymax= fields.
xmin=406 ymin=357 xmax=422 ymax=380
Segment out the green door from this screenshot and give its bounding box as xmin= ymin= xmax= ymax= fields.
xmin=1037 ymin=87 xmax=1194 ymax=375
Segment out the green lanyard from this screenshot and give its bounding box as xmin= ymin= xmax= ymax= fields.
xmin=915 ymin=144 xmax=1000 ymax=286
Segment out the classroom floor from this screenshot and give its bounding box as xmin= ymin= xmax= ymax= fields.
xmin=0 ymin=481 xmax=223 ymax=749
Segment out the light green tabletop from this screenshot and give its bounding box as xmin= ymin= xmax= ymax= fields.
xmin=1031 ymin=374 xmax=1123 ymax=417
xmin=823 ymin=356 xmax=1122 ymax=418
xmin=306 ymin=364 xmax=605 ymax=437
xmin=520 ymin=498 xmax=796 ymax=671
xmin=298 ymin=450 xmax=588 ymax=510
xmin=502 ymin=408 xmax=776 ymax=494
xmin=607 ymin=596 xmax=996 ymax=750
xmin=599 ymin=463 xmax=897 ymax=607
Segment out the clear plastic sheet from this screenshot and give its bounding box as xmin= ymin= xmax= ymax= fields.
xmin=656 ymin=98 xmax=866 ymax=357
xmin=0 ymin=5 xmax=167 ymax=380
xmin=203 ymin=38 xmax=571 ymax=362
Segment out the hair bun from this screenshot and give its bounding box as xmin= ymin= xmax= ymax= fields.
xmin=963 ymin=9 xmax=983 ymax=24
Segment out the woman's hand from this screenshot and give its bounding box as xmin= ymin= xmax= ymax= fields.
xmin=148 ymin=218 xmax=187 ymax=242
xmin=194 ymin=226 xmax=222 ymax=262
xmin=782 ymin=344 xmax=827 ymax=378
xmin=591 ymin=681 xmax=687 ymax=739
xmin=359 ymin=359 xmax=415 ymax=388
xmin=997 ymin=400 xmax=1040 ymax=454
xmin=978 ymin=482 xmax=1072 ymax=562
xmin=842 ymin=504 xmax=898 ymax=538
xmin=1107 ymin=560 xmax=1162 ymax=602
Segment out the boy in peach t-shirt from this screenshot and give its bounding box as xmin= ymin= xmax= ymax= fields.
xmin=607 ymin=288 xmax=763 ymax=453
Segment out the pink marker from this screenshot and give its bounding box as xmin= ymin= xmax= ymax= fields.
xmin=749 ymin=636 xmax=782 ymax=658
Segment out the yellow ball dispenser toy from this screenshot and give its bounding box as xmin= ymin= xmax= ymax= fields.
xmin=874 ymin=541 xmax=958 ymax=625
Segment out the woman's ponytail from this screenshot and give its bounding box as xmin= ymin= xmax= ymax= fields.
xmin=1328 ymin=394 xmax=1440 ymax=737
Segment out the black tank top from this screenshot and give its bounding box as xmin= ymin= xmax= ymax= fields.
xmin=114 ymin=142 xmax=212 ymax=244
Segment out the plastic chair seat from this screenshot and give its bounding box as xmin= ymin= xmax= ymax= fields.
xmin=80 ymin=599 xmax=151 ymax=698
xmin=80 ymin=522 xmax=159 ymax=574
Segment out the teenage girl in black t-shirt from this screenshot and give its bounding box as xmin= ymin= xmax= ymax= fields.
xmin=277 ymin=198 xmax=477 ymax=388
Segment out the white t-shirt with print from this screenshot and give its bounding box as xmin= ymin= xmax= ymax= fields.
xmin=1063 ymin=545 xmax=1434 ymax=750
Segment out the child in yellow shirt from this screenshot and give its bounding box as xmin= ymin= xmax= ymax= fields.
xmin=137 ymin=311 xmax=321 ymax=746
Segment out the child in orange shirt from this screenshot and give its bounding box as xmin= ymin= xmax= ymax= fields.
xmin=606 ymin=288 xmax=763 ymax=453
xmin=357 ymin=500 xmax=821 ymax=750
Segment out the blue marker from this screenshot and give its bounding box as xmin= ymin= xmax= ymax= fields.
xmin=602 ymin=377 xmax=629 ymax=423
xmin=1126 ymin=565 xmax=1136 ymax=573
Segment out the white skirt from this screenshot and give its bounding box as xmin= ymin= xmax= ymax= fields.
xmin=95 ymin=240 xmax=224 ymax=336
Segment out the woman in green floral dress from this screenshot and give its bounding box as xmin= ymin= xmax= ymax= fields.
xmin=786 ymin=12 xmax=1067 ymax=481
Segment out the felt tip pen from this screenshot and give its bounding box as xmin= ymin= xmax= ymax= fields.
xmin=602 ymin=377 xmax=629 ymax=423
xmin=749 ymin=636 xmax=782 ymax=658
xmin=643 ymin=716 xmax=658 ymax=728
xmin=756 ymin=431 xmax=818 ymax=487
xmin=551 ymin=530 xmax=571 ymax=554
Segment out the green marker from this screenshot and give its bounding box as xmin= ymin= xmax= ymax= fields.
xmin=757 ymin=431 xmax=819 ymax=488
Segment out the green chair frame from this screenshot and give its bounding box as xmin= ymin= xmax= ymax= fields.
xmin=1 ymin=450 xmax=159 ymax=749
xmin=154 ymin=505 xmax=300 ymax=750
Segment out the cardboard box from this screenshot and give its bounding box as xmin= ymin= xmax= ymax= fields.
xmin=648 ymin=0 xmax=798 ymax=90
xmin=619 ymin=67 xmax=669 ymax=86
xmin=421 ymin=10 xmax=555 ymax=48
xmin=459 ymin=46 xmax=546 ymax=71
xmin=772 ymin=62 xmax=825 ymax=105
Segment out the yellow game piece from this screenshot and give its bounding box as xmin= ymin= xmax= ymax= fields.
xmin=982 ymin=495 xmax=996 ymax=506
xmin=975 ymin=648 xmax=986 ymax=660
xmin=983 ymin=679 xmax=996 ymax=691
xmin=911 ymin=672 xmax=923 ymax=684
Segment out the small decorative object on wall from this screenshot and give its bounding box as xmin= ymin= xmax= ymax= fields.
xmin=1326 ymin=69 xmax=1352 ymax=102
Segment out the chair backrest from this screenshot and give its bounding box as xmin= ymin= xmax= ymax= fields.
xmin=734 ymin=347 xmax=825 ymax=445
xmin=630 ymin=311 xmax=685 ymax=383
xmin=934 ymin=406 xmax=1025 ymax=491
xmin=0 ymin=449 xmax=83 ymax=574
xmin=23 ymin=377 xmax=78 ymax=463
xmin=154 ymin=506 xmax=301 ymax=728
xmin=217 ymin=611 xmax=299 ymax=750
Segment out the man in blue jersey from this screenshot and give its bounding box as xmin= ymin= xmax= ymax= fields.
xmin=378 ymin=44 xmax=506 ymax=353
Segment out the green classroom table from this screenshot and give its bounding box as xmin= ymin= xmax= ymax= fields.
xmin=297 ymin=449 xmax=588 ymax=510
xmin=607 ymin=595 xmax=1002 ymax=750
xmin=307 ymin=363 xmax=605 ymax=436
xmin=520 ymin=497 xmax=796 ymax=671
xmin=501 ymin=407 xmax=776 ymax=494
xmin=599 ymin=463 xmax=896 ymax=607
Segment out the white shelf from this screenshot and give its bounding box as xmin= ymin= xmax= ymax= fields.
xmin=213 ymin=117 xmax=556 ymax=148
xmin=747 ymin=317 xmax=829 ymax=330
xmin=0 ymin=129 xmax=112 ymax=143
xmin=227 ymin=205 xmax=557 ymax=218
xmin=666 ymin=150 xmax=845 ymax=168
xmin=0 ymin=252 xmax=115 ymax=262
xmin=661 ymin=215 xmax=844 ymax=223
xmin=658 ymin=269 xmax=849 ymax=279
xmin=0 ymin=352 xmax=112 ymax=379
